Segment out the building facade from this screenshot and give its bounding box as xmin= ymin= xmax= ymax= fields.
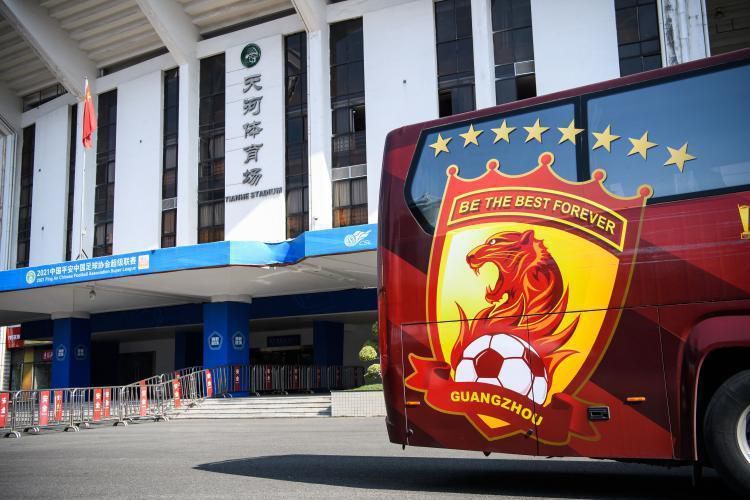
xmin=0 ymin=0 xmax=747 ymax=389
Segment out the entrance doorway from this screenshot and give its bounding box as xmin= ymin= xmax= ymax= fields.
xmin=118 ymin=352 xmax=155 ymax=384
xmin=251 ymin=346 xmax=313 ymax=365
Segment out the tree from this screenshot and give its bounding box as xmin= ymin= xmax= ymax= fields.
xmin=359 ymin=322 xmax=381 ymax=384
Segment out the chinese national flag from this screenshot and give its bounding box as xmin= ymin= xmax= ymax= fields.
xmin=82 ymin=79 xmax=97 ymax=149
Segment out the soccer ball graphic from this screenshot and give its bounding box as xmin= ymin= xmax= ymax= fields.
xmin=454 ymin=333 xmax=549 ymax=405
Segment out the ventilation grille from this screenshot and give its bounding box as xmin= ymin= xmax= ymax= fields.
xmin=332 ymin=164 xmax=367 ymax=181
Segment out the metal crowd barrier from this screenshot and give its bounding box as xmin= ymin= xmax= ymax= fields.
xmin=0 ymin=364 xmax=363 ymax=438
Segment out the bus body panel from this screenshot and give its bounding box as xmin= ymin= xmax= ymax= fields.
xmin=379 ymin=48 xmax=750 ymax=462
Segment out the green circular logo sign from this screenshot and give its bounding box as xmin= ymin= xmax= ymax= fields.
xmin=241 ymin=43 xmax=261 ymax=68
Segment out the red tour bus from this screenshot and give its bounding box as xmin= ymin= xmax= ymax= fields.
xmin=378 ymin=48 xmax=750 ymax=493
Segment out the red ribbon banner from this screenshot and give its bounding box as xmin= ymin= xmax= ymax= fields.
xmin=407 ymin=355 xmax=596 ymax=443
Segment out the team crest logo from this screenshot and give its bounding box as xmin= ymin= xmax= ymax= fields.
xmin=406 ymin=152 xmax=652 ymax=444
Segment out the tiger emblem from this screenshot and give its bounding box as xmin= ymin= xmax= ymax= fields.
xmin=451 ymin=230 xmax=578 ymax=404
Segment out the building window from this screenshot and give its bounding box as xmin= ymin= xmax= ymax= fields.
xmin=16 ymin=125 xmax=34 ymax=268
xmin=615 ymin=0 xmax=662 ymax=76
xmin=330 ymin=18 xmax=367 ymax=227
xmin=435 ymin=0 xmax=476 ymax=116
xmin=65 ymin=104 xmax=77 ymax=261
xmin=198 ymin=54 xmax=225 ymax=244
xmin=21 ymin=84 xmax=67 ymax=112
xmin=491 ymin=0 xmax=536 ymax=104
xmin=706 ymin=0 xmax=750 ymax=55
xmin=333 ymin=177 xmax=367 ymax=228
xmin=94 ymin=90 xmax=117 ymax=257
xmin=285 ymin=32 xmax=309 ymax=239
xmin=162 ymin=68 xmax=179 ymax=248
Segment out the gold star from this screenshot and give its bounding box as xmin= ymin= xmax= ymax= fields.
xmin=627 ymin=131 xmax=658 ymax=160
xmin=524 ymin=119 xmax=549 ymax=143
xmin=592 ymin=125 xmax=620 ymax=152
xmin=664 ymin=143 xmax=696 ymax=172
xmin=491 ymin=120 xmax=516 ymax=143
xmin=558 ymin=120 xmax=584 ymax=145
xmin=459 ymin=124 xmax=483 ymax=147
xmin=429 ymin=133 xmax=452 ymax=157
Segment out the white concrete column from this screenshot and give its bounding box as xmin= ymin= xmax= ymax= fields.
xmin=530 ymin=0 xmax=620 ymax=95
xmin=176 ymin=62 xmax=199 ymax=246
xmin=307 ymin=28 xmax=333 ymax=231
xmin=0 ymin=84 xmax=21 ymax=270
xmin=362 ymin=0 xmax=439 ymax=224
xmin=471 ymin=0 xmax=496 ymax=109
xmin=660 ymin=0 xmax=710 ymax=65
xmin=113 ymin=71 xmax=163 ymax=254
xmin=29 ymin=103 xmax=69 ymax=266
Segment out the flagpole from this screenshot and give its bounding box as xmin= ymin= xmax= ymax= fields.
xmin=77 ymin=78 xmax=89 ymax=260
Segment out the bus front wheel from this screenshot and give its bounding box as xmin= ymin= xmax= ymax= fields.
xmin=703 ymin=369 xmax=750 ymax=494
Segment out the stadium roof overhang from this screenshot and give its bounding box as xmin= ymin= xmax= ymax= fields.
xmin=0 ymin=225 xmax=378 ymax=326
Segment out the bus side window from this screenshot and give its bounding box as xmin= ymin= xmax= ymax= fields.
xmin=586 ymin=63 xmax=750 ymax=201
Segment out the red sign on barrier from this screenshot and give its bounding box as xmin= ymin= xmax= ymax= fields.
xmin=6 ymin=326 xmax=22 ymax=349
xmin=0 ymin=392 xmax=7 ymax=427
xmin=205 ymin=371 xmax=213 ymax=398
xmin=54 ymin=391 xmax=63 ymax=421
xmin=264 ymin=366 xmax=273 ymax=390
xmin=103 ymin=388 xmax=111 ymax=417
xmin=233 ymin=366 xmax=241 ymax=392
xmin=39 ymin=391 xmax=50 ymax=426
xmin=172 ymin=379 xmax=181 ymax=409
xmin=93 ymin=389 xmax=102 ymax=421
xmin=139 ymin=382 xmax=148 ymax=416
xmin=292 ymin=366 xmax=300 ymax=390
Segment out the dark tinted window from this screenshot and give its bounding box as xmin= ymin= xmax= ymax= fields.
xmin=16 ymin=125 xmax=35 ymax=268
xmin=615 ymin=0 xmax=662 ymax=76
xmin=435 ymin=0 xmax=476 ymax=117
xmin=588 ymin=63 xmax=750 ymax=199
xmin=286 ymin=32 xmax=309 ymax=238
xmin=94 ymin=90 xmax=117 ymax=257
xmin=491 ymin=0 xmax=536 ymax=105
xmin=407 ymin=104 xmax=578 ymax=232
xmin=198 ymin=54 xmax=225 ymax=243
xmin=162 ymin=68 xmax=179 ymax=247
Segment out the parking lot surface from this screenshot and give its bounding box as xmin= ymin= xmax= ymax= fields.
xmin=0 ymin=417 xmax=737 ymax=499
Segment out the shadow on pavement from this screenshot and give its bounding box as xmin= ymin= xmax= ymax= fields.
xmin=195 ymin=454 xmax=738 ymax=498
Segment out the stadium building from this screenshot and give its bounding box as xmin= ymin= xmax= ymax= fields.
xmin=0 ymin=0 xmax=747 ymax=390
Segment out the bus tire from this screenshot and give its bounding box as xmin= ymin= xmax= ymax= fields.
xmin=703 ymin=370 xmax=750 ymax=495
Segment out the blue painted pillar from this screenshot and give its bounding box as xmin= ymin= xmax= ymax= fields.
xmin=202 ymin=302 xmax=250 ymax=369
xmin=51 ymin=317 xmax=91 ymax=388
xmin=313 ymin=321 xmax=344 ymax=366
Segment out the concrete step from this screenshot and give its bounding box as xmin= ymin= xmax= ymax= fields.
xmin=168 ymin=395 xmax=332 ymax=419
xmin=173 ymin=412 xmax=331 ymax=419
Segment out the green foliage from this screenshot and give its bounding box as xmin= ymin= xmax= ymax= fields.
xmin=345 ymin=383 xmax=383 ymax=392
xmin=371 ymin=321 xmax=379 ymax=340
xmin=359 ymin=345 xmax=378 ymax=362
xmin=364 ymin=363 xmax=382 ymax=383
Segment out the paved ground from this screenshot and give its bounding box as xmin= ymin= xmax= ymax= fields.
xmin=0 ymin=417 xmax=739 ymax=499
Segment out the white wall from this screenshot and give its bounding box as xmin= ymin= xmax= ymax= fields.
xmin=531 ymin=0 xmax=621 ymax=95
xmin=362 ymin=0 xmax=439 ymax=223
xmin=119 ymin=337 xmax=175 ymax=375
xmin=29 ymin=103 xmax=70 ymax=266
xmin=113 ymin=71 xmax=163 ymax=254
xmin=224 ymin=35 xmax=286 ymax=242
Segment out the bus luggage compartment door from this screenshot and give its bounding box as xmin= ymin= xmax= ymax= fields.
xmin=400 ymin=321 xmax=539 ymax=456
xmin=534 ymin=307 xmax=673 ymax=459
